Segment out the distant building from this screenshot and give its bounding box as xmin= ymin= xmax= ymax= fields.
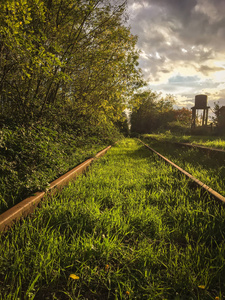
xmin=191 ymin=95 xmax=210 ymax=128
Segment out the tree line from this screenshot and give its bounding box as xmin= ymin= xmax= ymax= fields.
xmin=0 ymin=0 xmax=193 ymax=209
xmin=130 ymin=90 xmax=192 ymax=134
xmin=0 ymin=0 xmax=144 ymax=134
xmin=0 ymin=0 xmax=193 ymax=137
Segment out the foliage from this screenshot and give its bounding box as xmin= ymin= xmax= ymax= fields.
xmin=0 ymin=124 xmax=122 ymax=213
xmin=0 ymin=0 xmax=144 ymax=210
xmin=163 ymin=108 xmax=192 ymax=134
xmin=141 ymin=135 xmax=225 ymax=196
xmin=0 ymin=0 xmax=144 ymax=129
xmin=142 ymin=133 xmax=225 ymax=149
xmin=172 ymin=107 xmax=192 ymax=125
xmin=212 ymin=102 xmax=220 ymax=125
xmin=167 ymin=121 xmax=191 ymax=134
xmin=130 ymin=90 xmax=193 ymax=134
xmin=130 ymin=90 xmax=175 ymax=134
xmin=114 ymin=111 xmax=130 ymax=136
xmin=1 ymin=139 xmax=225 ymax=299
xmin=212 ymin=102 xmax=225 ymax=135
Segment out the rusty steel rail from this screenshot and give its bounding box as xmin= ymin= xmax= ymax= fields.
xmin=138 ymin=139 xmax=225 ymax=204
xmin=174 ymin=142 xmax=225 ymax=155
xmin=0 ymin=145 xmax=112 ymax=232
xmin=144 ymin=136 xmax=225 ymax=155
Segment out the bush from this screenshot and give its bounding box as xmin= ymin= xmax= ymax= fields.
xmin=0 ymin=124 xmax=122 ymax=213
xmin=167 ymin=121 xmax=191 ymax=134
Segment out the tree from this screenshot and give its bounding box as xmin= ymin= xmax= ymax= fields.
xmin=130 ymin=90 xmax=175 ymax=134
xmin=0 ymin=0 xmax=144 ymax=133
xmin=172 ymin=107 xmax=192 ymax=125
xmin=212 ymin=102 xmax=220 ymax=126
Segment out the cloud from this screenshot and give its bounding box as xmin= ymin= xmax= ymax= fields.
xmin=197 ymin=65 xmax=225 ymax=75
xmin=127 ymin=0 xmax=225 ymax=106
xmin=194 ymin=0 xmax=225 ymax=24
xmin=168 ymin=75 xmax=200 ymax=84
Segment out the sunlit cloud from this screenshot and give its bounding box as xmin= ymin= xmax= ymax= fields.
xmin=127 ymin=0 xmax=225 ymax=108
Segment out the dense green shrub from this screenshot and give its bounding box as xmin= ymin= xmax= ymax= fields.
xmin=0 ymin=124 xmax=122 ymax=213
xmin=167 ymin=121 xmax=191 ymax=134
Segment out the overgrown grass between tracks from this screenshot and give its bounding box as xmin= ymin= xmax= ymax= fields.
xmin=141 ymin=135 xmax=225 ymax=198
xmin=1 ymin=139 xmax=225 ymax=299
xmin=143 ymin=133 xmax=225 ymax=150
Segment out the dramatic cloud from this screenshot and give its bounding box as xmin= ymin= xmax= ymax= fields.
xmin=127 ymin=0 xmax=225 ymax=108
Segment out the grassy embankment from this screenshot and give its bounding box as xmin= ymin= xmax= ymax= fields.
xmin=142 ymin=133 xmax=225 ymax=150
xmin=0 ymin=125 xmax=121 ymax=214
xmin=1 ymin=139 xmax=225 ymax=299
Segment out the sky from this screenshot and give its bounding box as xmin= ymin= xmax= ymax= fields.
xmin=127 ymin=0 xmax=225 ymax=114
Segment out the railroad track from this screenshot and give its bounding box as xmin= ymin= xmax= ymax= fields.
xmin=144 ymin=136 xmax=225 ymax=157
xmin=175 ymin=142 xmax=225 ymax=153
xmin=138 ymin=139 xmax=225 ymax=204
xmin=1 ymin=138 xmax=225 ymax=233
xmin=0 ymin=145 xmax=112 ymax=232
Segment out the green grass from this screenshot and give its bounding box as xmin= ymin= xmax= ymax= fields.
xmin=143 ymin=133 xmax=225 ymax=150
xmin=0 ymin=125 xmax=119 ymax=214
xmin=1 ymin=139 xmax=225 ymax=299
xmin=141 ymin=136 xmax=225 ymax=197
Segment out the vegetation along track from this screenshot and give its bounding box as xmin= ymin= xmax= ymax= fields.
xmin=174 ymin=141 xmax=225 ymax=155
xmin=1 ymin=138 xmax=225 ymax=299
xmin=0 ymin=145 xmax=112 ymax=232
xmin=141 ymin=136 xmax=225 ymax=200
xmin=138 ymin=139 xmax=225 ymax=205
xmin=1 ymin=137 xmax=225 ymax=233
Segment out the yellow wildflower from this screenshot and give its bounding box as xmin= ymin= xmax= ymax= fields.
xmin=69 ymin=274 xmax=79 ymax=280
xmin=198 ymin=285 xmax=206 ymax=289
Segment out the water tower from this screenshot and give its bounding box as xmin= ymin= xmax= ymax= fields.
xmin=191 ymin=95 xmax=210 ymax=128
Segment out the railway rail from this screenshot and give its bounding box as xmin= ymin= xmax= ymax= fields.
xmin=138 ymin=139 xmax=225 ymax=204
xmin=175 ymin=142 xmax=225 ymax=154
xmin=0 ymin=145 xmax=112 ymax=232
xmin=1 ymin=138 xmax=225 ymax=233
xmin=143 ymin=136 xmax=225 ymax=157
